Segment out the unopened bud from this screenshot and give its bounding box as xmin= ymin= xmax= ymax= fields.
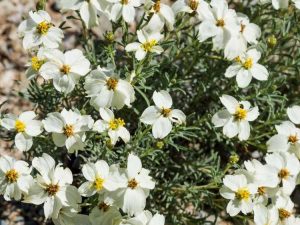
xmin=267 ymin=35 xmax=277 ymax=48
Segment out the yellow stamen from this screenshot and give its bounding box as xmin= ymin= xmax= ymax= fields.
xmin=141 ymin=40 xmax=157 ymax=52
xmin=279 ymin=208 xmax=291 ymax=219
xmin=64 ymin=124 xmax=74 ymax=137
xmin=288 ymin=135 xmax=298 ymax=144
xmin=60 ymin=65 xmax=71 ymax=75
xmin=257 ymin=186 xmax=266 ymax=196
xmin=94 ymin=177 xmax=105 ymax=191
xmin=188 ymin=0 xmax=199 ymax=11
xmin=106 ymin=78 xmax=118 ymax=90
xmin=243 ymin=58 xmax=253 ymax=70
xmin=5 ymin=169 xmax=19 ymax=183
xmin=235 ymin=188 xmax=250 ymax=201
xmin=98 ymin=202 xmax=110 ymax=212
xmin=128 ymin=178 xmax=138 ymax=189
xmin=234 ymin=106 xmax=247 ymax=120
xmin=37 ymin=21 xmax=51 ymax=35
xmin=46 ymin=184 xmax=60 ymax=196
xmin=161 ymin=108 xmax=172 ymax=117
xmin=240 ymin=24 xmax=246 ymax=33
xmin=153 ymin=0 xmax=161 ymax=12
xmin=15 ymin=120 xmax=26 ymax=133
xmin=31 ymin=56 xmax=45 ymax=71
xmin=109 ymin=118 xmax=125 ymax=130
xmin=120 ymin=0 xmax=128 ymax=4
xmin=216 ymin=19 xmax=225 ymax=27
xmin=278 ymin=168 xmax=290 ymax=180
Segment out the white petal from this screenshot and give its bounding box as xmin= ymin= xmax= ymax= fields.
xmin=220 ymin=95 xmax=239 ymax=114
xmin=127 ymin=153 xmax=142 ymax=179
xmin=152 ymin=117 xmax=172 ymax=139
xmin=223 ymin=118 xmax=238 ymax=138
xmin=169 ymin=109 xmax=186 ymax=124
xmin=15 ymin=133 xmax=33 ymax=151
xmin=238 ymin=120 xmax=250 ymax=141
xmin=153 ymin=90 xmax=172 ymax=109
xmin=236 ymin=69 xmax=252 ymax=88
xmin=122 ymin=188 xmax=146 ymax=216
xmin=212 ymin=109 xmax=231 ymax=127
xmin=140 ymin=106 xmax=161 ymax=125
xmin=250 ymin=64 xmax=269 ymax=81
xmin=287 ymin=105 xmax=300 ymax=124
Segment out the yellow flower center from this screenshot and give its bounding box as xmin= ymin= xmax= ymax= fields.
xmin=288 ymin=135 xmax=298 ymax=144
xmin=37 ymin=21 xmax=51 ymax=35
xmin=94 ymin=177 xmax=105 ymax=191
xmin=235 ymin=188 xmax=250 ymax=201
xmin=141 ymin=40 xmax=157 ymax=52
xmin=153 ymin=0 xmax=161 ymax=12
xmin=234 ymin=56 xmax=241 ymax=63
xmin=257 ymin=186 xmax=266 ymax=196
xmin=161 ymin=108 xmax=172 ymax=117
xmin=128 ymin=178 xmax=138 ymax=189
xmin=106 ymin=78 xmax=118 ymax=90
xmin=63 ymin=124 xmax=74 ymax=137
xmin=216 ymin=19 xmax=225 ymax=27
xmin=240 ymin=24 xmax=246 ymax=33
xmin=109 ymin=118 xmax=125 ymax=130
xmin=243 ymin=58 xmax=253 ymax=70
xmin=188 ymin=0 xmax=199 ymax=11
xmin=60 ymin=65 xmax=71 ymax=75
xmin=234 ymin=106 xmax=247 ymax=120
xmin=278 ymin=168 xmax=290 ymax=180
xmin=46 ymin=184 xmax=60 ymax=196
xmin=5 ymin=169 xmax=19 ymax=183
xmin=98 ymin=202 xmax=110 ymax=212
xmin=279 ymin=208 xmax=291 ymax=219
xmin=121 ymin=0 xmax=128 ymax=4
xmin=15 ymin=120 xmax=26 ymax=133
xmin=31 ymin=56 xmax=45 ymax=71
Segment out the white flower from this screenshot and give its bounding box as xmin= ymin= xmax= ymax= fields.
xmin=239 ymin=159 xmax=279 ymax=205
xmin=0 ymin=155 xmax=33 ymax=201
xmin=172 ymin=0 xmax=211 ymax=20
xmin=107 ymin=0 xmax=141 ymax=23
xmin=265 ymin=152 xmax=300 ymax=195
xmin=253 ymin=204 xmax=279 ymax=225
xmin=84 ymin=67 xmax=135 ymax=110
xmin=59 ymin=0 xmax=107 ymax=28
xmin=78 ymin=160 xmax=120 ymax=196
xmin=2 ymin=111 xmax=43 ymax=151
xmin=243 ymin=159 xmax=279 ymax=188
xmin=220 ymin=174 xmax=257 ymax=216
xmin=125 ymin=30 xmax=164 ymax=61
xmin=24 ymin=153 xmax=81 ymax=220
xmin=274 ymin=196 xmax=295 ymax=224
xmin=53 ymin=207 xmax=90 ymax=225
xmin=140 ymin=90 xmax=186 ymax=139
xmin=287 ymin=105 xmax=300 ymax=124
xmin=145 ymin=0 xmax=175 ymax=31
xmin=42 ymin=108 xmax=94 ymax=153
xmin=18 ymin=10 xmax=64 ymax=50
xmin=121 ymin=210 xmax=165 ymax=225
xmin=40 ymin=49 xmax=90 ymax=94
xmin=197 ymin=0 xmax=239 ymax=50
xmin=93 ymin=108 xmax=130 ymax=145
xmin=89 ymin=196 xmax=122 ymax=225
xmin=225 ymin=49 xmax=269 ymax=88
xmin=212 ymin=95 xmax=259 ymax=141
xmin=26 ymin=47 xmax=48 ymax=79
xmin=224 ymin=14 xmax=261 ymax=60
xmin=115 ymin=153 xmax=155 ymax=216
xmin=267 ymin=121 xmax=300 ymax=158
